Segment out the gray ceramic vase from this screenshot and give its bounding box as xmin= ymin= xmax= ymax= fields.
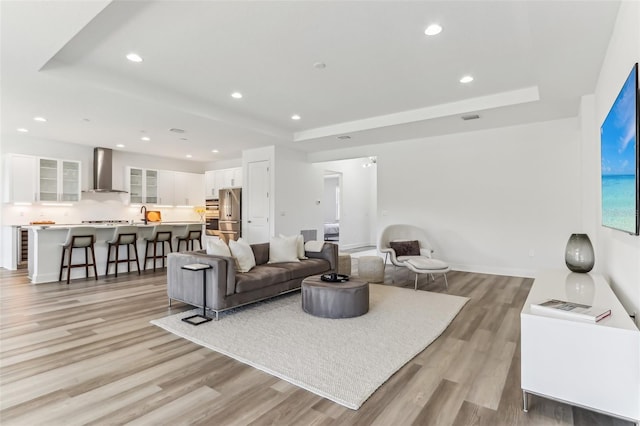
xmin=565 ymin=233 xmax=595 ymax=273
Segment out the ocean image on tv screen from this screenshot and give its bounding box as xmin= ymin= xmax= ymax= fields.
xmin=600 ymin=64 xmax=638 ymax=234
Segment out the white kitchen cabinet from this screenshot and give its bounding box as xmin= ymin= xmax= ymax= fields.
xmin=204 ymin=167 xmax=242 ymax=199
xmin=4 ymin=154 xmax=37 ymax=203
xmin=38 ymin=158 xmax=80 ymax=202
xmin=157 ymin=170 xmax=175 ymax=205
xmin=231 ymin=167 xmax=242 ymax=187
xmin=126 ymin=167 xmax=158 ymax=204
xmin=174 ymin=171 xmax=204 ymax=206
xmin=204 ymin=170 xmax=217 ymax=198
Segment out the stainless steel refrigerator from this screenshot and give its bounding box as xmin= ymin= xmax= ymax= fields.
xmin=218 ymin=188 xmax=241 ymax=242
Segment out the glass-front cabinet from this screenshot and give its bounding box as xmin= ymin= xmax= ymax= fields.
xmin=127 ymin=167 xmax=158 ymax=204
xmin=38 ymin=158 xmax=80 ymax=202
xmin=61 ymin=161 xmax=80 ymax=201
xmin=145 ymin=169 xmax=158 ymax=204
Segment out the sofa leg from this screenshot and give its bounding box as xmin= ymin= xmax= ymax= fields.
xmin=168 ymin=298 xmax=172 ymax=307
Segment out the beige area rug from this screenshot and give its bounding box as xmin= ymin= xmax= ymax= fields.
xmin=151 ymin=284 xmax=468 ymax=410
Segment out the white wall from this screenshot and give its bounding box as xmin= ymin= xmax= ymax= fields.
xmin=272 ymin=145 xmax=324 ymax=238
xmin=378 ymin=119 xmax=582 ymax=277
xmin=310 ymin=118 xmax=582 ymax=277
xmin=589 ymin=0 xmax=640 ymax=319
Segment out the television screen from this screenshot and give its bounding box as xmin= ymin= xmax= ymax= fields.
xmin=600 ymin=62 xmax=639 ymax=235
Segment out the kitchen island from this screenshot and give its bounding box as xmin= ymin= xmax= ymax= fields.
xmin=27 ymin=222 xmax=203 ymax=284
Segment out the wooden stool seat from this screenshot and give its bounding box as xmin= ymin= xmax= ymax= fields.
xmin=106 ymin=225 xmax=140 ymax=277
xmin=176 ymin=223 xmax=203 ymax=252
xmin=143 ymin=225 xmax=173 ymax=271
xmin=59 ymin=227 xmax=98 ymax=284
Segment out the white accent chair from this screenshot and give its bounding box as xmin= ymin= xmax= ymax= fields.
xmin=378 ymin=224 xmax=450 ymax=290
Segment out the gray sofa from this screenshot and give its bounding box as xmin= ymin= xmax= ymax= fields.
xmin=167 ymin=242 xmax=338 ymax=319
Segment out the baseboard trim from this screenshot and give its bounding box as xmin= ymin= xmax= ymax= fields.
xmin=449 ymin=264 xmax=535 ymax=279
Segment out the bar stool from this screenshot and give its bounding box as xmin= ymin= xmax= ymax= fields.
xmin=58 ymin=227 xmax=98 ymax=284
xmin=105 ymin=225 xmax=140 ymax=277
xmin=176 ymin=223 xmax=203 ymax=252
xmin=143 ymin=224 xmax=173 ymax=271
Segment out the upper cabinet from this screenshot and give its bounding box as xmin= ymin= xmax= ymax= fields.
xmin=156 ymin=170 xmax=174 ymax=205
xmin=38 ymin=158 xmax=81 ymax=202
xmin=4 ymin=154 xmax=81 ymax=203
xmin=173 ymin=171 xmax=205 ymax=207
xmin=204 ymin=167 xmax=242 ymax=199
xmin=126 ymin=167 xmax=158 ymax=204
xmin=204 ymin=170 xmax=217 ymax=199
xmin=4 ymin=154 xmax=37 ymax=203
xmin=127 ymin=167 xmax=204 ymax=207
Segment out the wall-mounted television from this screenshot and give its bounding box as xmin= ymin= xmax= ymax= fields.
xmin=600 ymin=62 xmax=639 ymax=235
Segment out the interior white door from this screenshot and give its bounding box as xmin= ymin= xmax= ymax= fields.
xmin=245 ymin=160 xmax=270 ymax=243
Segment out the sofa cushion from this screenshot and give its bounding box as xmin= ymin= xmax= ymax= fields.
xmin=251 ymin=243 xmax=270 ymax=266
xmin=269 ymin=235 xmax=300 ymax=263
xmin=267 ymin=258 xmax=330 ymax=280
xmin=280 ymin=234 xmax=307 ymax=259
xmin=235 ymin=265 xmax=292 ymax=293
xmin=229 ymin=238 xmax=256 ymax=273
xmin=206 ymin=238 xmax=231 ymax=257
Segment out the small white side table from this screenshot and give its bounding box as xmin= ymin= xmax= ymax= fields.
xmin=181 ymin=263 xmax=213 ymax=325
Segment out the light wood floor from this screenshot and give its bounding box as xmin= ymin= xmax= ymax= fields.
xmin=0 ymin=264 xmax=632 ymax=426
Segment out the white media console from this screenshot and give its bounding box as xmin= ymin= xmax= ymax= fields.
xmin=521 ymin=270 xmax=639 ymax=424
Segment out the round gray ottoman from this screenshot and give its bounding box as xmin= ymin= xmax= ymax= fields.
xmin=301 ymin=275 xmax=369 ymax=318
xmin=358 ymin=256 xmax=384 ymax=283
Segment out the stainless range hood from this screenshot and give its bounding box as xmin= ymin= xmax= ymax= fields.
xmin=89 ymin=147 xmax=127 ymax=193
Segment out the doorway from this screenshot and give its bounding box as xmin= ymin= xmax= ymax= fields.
xmin=323 ymin=172 xmax=342 ymax=242
xmin=316 ymin=157 xmax=377 ymax=250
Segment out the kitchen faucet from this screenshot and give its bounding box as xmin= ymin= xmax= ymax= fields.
xmin=140 ymin=205 xmax=147 ymax=225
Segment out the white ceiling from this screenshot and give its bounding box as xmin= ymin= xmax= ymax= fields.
xmin=0 ymin=0 xmax=620 ymax=162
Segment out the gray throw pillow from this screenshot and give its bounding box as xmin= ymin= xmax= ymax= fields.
xmin=389 ymin=240 xmax=420 ymax=256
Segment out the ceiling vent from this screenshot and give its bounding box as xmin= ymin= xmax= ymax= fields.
xmin=461 ymin=114 xmax=480 ymax=121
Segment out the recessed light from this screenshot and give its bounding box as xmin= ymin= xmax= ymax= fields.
xmin=291 ymin=114 xmax=301 ymax=120
xmin=231 ymin=92 xmax=243 ymax=99
xmin=460 ymin=75 xmax=474 ymax=84
xmin=141 ymin=136 xmax=150 ymax=141
xmin=17 ymin=128 xmax=28 ymax=133
xmin=116 ymin=144 xmax=125 ymax=148
xmin=82 ymin=118 xmax=91 ymax=122
xmin=186 ymin=154 xmax=192 ymax=158
xmin=337 ymin=135 xmax=351 ymax=140
xmin=33 ymin=117 xmax=47 ymax=122
xmin=169 ymin=128 xmax=186 ymax=133
xmin=211 ymin=149 xmax=219 ymax=153
xmin=313 ymin=62 xmax=326 ymax=69
xmin=424 ymin=24 xmax=442 ymax=36
xmin=126 ymin=53 xmax=143 ymax=63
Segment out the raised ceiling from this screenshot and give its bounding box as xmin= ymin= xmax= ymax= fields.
xmin=0 ymin=1 xmax=621 ymax=162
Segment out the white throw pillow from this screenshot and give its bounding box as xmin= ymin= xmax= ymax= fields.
xmin=229 ymin=238 xmax=256 ymax=272
xmin=206 ymin=238 xmax=232 ymax=257
xmin=279 ymin=234 xmax=307 ymax=259
xmin=269 ymin=235 xmax=300 ymax=263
